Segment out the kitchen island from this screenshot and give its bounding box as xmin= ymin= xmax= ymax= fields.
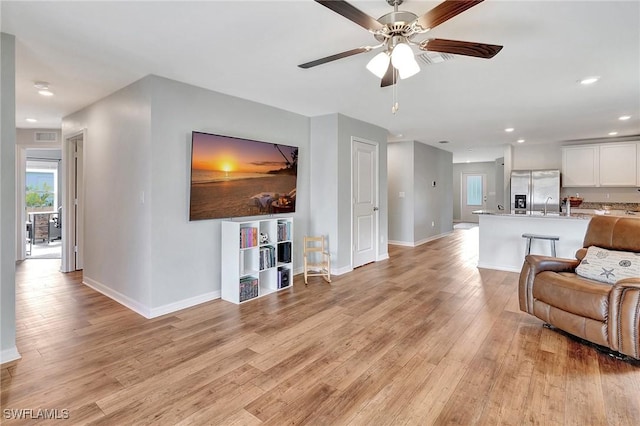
xmin=477 ymin=213 xmax=591 ymax=272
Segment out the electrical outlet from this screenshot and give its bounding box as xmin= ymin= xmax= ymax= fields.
xmin=431 ymin=221 xmax=435 ymax=227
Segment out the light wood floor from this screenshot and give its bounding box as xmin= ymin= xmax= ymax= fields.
xmin=2 ymin=228 xmax=639 ymax=425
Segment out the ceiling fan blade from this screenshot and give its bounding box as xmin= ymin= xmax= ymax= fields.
xmin=315 ymin=0 xmax=384 ymax=31
xmin=380 ymin=62 xmax=397 ymax=88
xmin=415 ymin=0 xmax=484 ymax=31
xmin=420 ymin=38 xmax=503 ymax=59
xmin=298 ymin=47 xmax=370 ymax=69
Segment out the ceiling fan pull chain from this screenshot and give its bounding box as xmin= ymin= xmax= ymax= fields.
xmin=392 ymin=72 xmax=399 ymax=114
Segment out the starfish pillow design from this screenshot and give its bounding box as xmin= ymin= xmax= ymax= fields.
xmin=600 ymin=268 xmax=615 ymax=279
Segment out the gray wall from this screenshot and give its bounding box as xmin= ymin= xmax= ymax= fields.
xmin=309 ymin=113 xmax=389 ymax=272
xmin=414 ymin=142 xmax=453 ymax=242
xmin=16 ymin=128 xmax=62 ymax=146
xmin=63 ymin=77 xmax=153 ymax=310
xmin=1 ymin=33 xmax=18 ymax=362
xmin=513 ymin=142 xmax=562 ymax=170
xmin=388 ymin=141 xmax=453 ymax=245
xmin=148 ymin=76 xmax=310 ymax=308
xmin=453 ymin=161 xmax=497 ymax=221
xmin=388 ymin=142 xmax=414 ymax=243
xmin=63 ymin=75 xmax=312 ymax=315
xmin=309 ymin=115 xmax=338 ymax=259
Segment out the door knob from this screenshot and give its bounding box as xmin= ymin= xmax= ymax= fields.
xmin=373 ymin=207 xmax=379 ymax=211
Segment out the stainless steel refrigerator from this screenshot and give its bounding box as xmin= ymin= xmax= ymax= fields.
xmin=510 ymin=170 xmax=561 ymax=214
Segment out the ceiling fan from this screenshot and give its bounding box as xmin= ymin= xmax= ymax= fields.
xmin=299 ymin=0 xmax=503 ymax=88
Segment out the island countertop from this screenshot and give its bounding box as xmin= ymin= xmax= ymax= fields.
xmin=477 ymin=213 xmax=591 ymax=272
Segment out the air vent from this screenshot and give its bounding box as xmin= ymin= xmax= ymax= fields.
xmin=34 ymin=131 xmax=57 ymax=142
xmin=417 ymin=51 xmax=455 ymax=65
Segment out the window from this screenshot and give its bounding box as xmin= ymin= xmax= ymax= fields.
xmin=26 ymin=160 xmax=58 ymax=213
xmin=466 ymin=175 xmax=483 ymax=206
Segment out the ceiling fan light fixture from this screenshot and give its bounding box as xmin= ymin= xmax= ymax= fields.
xmin=390 ymin=42 xmax=413 ymax=69
xmin=366 ymin=52 xmax=390 ymax=78
xmin=390 ymin=42 xmax=420 ymax=79
xmin=398 ymin=59 xmax=420 ymax=79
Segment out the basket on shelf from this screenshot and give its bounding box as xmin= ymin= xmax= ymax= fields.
xmin=564 ymin=197 xmax=583 ymax=208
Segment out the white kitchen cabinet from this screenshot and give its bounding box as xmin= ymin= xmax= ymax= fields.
xmin=599 ymin=143 xmax=637 ymax=186
xmin=562 ymin=145 xmax=599 ymax=187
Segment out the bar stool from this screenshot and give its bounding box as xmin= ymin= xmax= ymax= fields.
xmin=522 ymin=233 xmax=559 ymax=257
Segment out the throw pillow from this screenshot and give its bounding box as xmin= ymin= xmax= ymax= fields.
xmin=576 ymin=246 xmax=640 ymax=285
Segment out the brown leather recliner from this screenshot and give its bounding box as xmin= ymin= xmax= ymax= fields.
xmin=519 ymin=215 xmax=640 ymax=359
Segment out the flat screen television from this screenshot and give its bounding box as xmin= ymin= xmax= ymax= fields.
xmin=189 ymin=131 xmax=298 ymax=221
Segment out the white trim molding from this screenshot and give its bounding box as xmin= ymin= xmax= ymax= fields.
xmin=149 ymin=291 xmax=221 ymax=318
xmin=0 ymin=346 xmax=21 ymax=365
xmin=389 ymin=231 xmax=453 ymax=248
xmin=83 ymin=276 xmax=222 ymax=319
xmin=83 ymin=276 xmax=151 ymax=318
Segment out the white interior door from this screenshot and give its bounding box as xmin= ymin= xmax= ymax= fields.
xmin=352 ymin=139 xmax=378 ymax=268
xmin=461 ymin=173 xmax=487 ymax=223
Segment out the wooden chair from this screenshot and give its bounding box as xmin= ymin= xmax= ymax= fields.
xmin=303 ymin=236 xmax=331 ymax=285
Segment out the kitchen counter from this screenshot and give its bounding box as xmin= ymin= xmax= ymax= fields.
xmin=477 ymin=213 xmax=591 ymax=272
xmin=497 ymin=212 xmax=590 ymax=219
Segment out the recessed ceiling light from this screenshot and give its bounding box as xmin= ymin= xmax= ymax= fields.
xmin=579 ymin=76 xmax=600 ymax=85
xmin=608 ymin=131 xmax=618 ymax=136
xmin=25 ymin=118 xmax=38 ymax=123
xmin=517 ymin=139 xmax=525 ymax=143
xmin=34 ymin=81 xmax=54 ymax=96
xmin=395 ymin=133 xmax=403 ymax=138
xmin=619 ymin=115 xmax=631 ymax=121
xmin=505 ymin=127 xmax=514 ymax=133
xmin=465 ymin=160 xmax=470 ymax=163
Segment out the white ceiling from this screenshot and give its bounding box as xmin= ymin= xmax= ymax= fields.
xmin=3 ymin=0 xmax=640 ymax=163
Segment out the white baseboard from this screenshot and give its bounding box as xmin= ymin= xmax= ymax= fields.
xmin=332 ymin=265 xmax=353 ymax=276
xmin=0 ymin=346 xmax=21 ymax=365
xmin=83 ymin=276 xmax=223 ymax=319
xmin=377 ymin=253 xmax=389 ymax=261
xmin=83 ymin=276 xmax=152 ymax=318
xmin=149 ymin=291 xmax=220 ymax=318
xmin=389 ymin=231 xmax=453 ymax=248
xmin=476 ymin=262 xmax=521 ymax=273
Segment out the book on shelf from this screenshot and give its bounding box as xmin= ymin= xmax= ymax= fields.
xmin=277 ymin=266 xmax=290 ymax=288
xmin=239 ymin=276 xmax=259 ymax=302
xmin=277 ymin=242 xmax=292 ymax=264
xmin=277 ymin=221 xmax=291 ymax=242
xmin=240 ymin=227 xmax=258 ymax=249
xmin=259 ymin=246 xmax=276 ymax=270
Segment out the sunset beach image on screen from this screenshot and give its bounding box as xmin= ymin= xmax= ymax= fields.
xmin=189 ymin=132 xmax=298 ymax=220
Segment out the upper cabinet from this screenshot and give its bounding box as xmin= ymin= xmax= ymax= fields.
xmin=562 ymin=145 xmax=599 ymax=187
xmin=562 ymin=142 xmax=639 ymax=187
xmin=599 ymin=143 xmax=637 ymax=186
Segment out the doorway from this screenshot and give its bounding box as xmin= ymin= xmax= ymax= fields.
xmin=24 ymin=151 xmax=62 ymax=259
xmin=352 ymin=138 xmax=379 ymax=268
xmin=461 ymin=173 xmax=487 ymax=223
xmin=16 ymin=146 xmax=63 ymax=262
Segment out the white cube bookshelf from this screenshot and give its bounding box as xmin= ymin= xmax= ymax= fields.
xmin=221 ymin=217 xmax=293 ymax=304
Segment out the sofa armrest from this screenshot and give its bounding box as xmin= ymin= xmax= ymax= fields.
xmin=518 ymin=255 xmax=580 ymax=314
xmin=609 ymin=278 xmax=640 ymax=359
